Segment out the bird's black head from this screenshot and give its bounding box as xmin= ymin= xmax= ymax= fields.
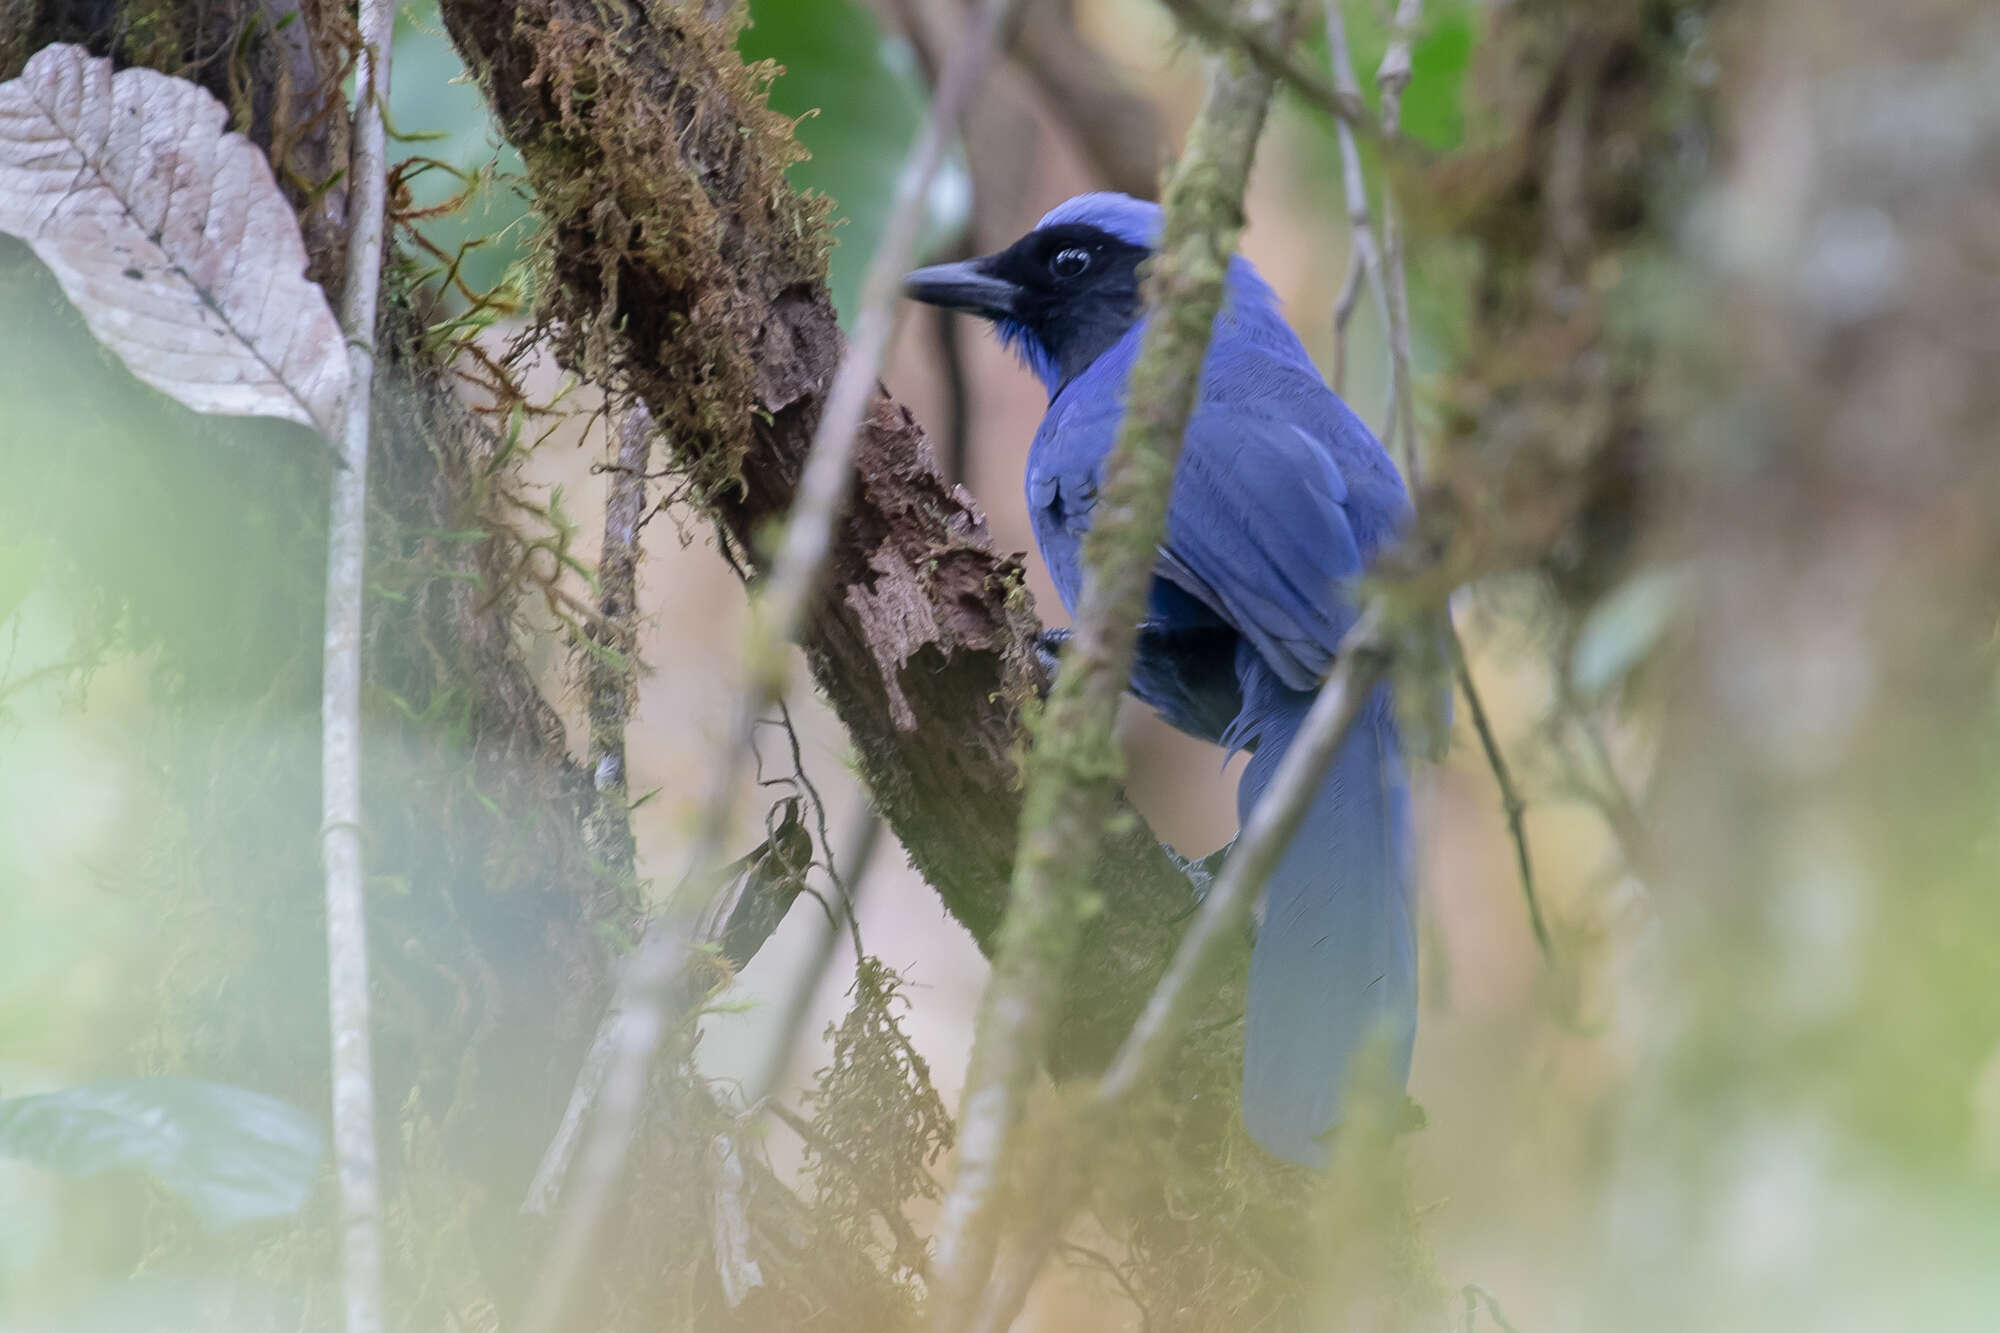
xmin=904 ymin=222 xmax=1151 ymax=395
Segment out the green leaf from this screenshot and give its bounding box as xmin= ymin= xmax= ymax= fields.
xmin=742 ymin=0 xmax=966 ymax=321
xmin=1395 ymin=5 xmax=1474 ymax=152
xmin=0 ymin=1078 xmax=323 ymax=1228
xmin=1571 ymin=567 xmax=1684 ymax=696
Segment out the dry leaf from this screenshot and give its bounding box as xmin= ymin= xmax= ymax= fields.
xmin=0 ymin=43 xmax=347 ymax=435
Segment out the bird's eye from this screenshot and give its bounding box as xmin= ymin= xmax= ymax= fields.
xmin=1049 ymin=247 xmax=1091 ymax=280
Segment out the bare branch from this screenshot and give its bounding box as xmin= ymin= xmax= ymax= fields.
xmin=582 ymin=406 xmax=654 ymax=871
xmin=513 ymin=4 xmax=1021 ymax=1328
xmin=1452 ymin=631 xmax=1551 ymax=959
xmin=519 ymin=1017 xmax=614 ymax=1218
xmin=706 ymin=1132 xmax=766 ymax=1308
xmin=927 ymin=1 xmax=1307 ymax=1322
xmin=933 ymin=298 xmax=976 ymax=485
xmin=1329 ymin=243 xmax=1366 ymax=393
xmin=1377 ymin=0 xmax=1425 ymax=136
xmin=1331 ymin=3 xmax=1540 ymax=973
xmin=321 ymin=2 xmax=394 ymax=1330
xmin=517 ymin=407 xmax=651 ymax=1217
xmin=1322 ymin=0 xmax=1397 ymax=425
xmin=1376 ymin=0 xmax=1423 ymax=482
xmin=1102 ymin=624 xmax=1389 ymax=1107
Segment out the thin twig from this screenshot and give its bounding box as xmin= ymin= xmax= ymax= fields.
xmin=585 ymin=406 xmax=653 ymax=869
xmin=1329 ymin=245 xmax=1365 ymax=394
xmin=1451 ymin=629 xmax=1551 ymax=959
xmin=512 ymin=6 xmax=1020 ymax=1329
xmin=1377 ymin=0 xmax=1424 ymax=137
xmin=1462 ymin=1283 xmax=1527 ymax=1333
xmin=0 ymin=658 xmax=87 ymax=711
xmin=965 ymin=618 xmax=1393 ymax=1333
xmin=1053 ymin=1240 xmax=1154 ymax=1333
xmin=321 ymin=2 xmax=393 ymax=1330
xmin=1376 ymin=0 xmax=1424 ymax=483
xmin=764 ymin=696 xmax=867 ymax=961
xmin=519 ymin=408 xmax=655 ymax=1216
xmin=935 ymin=299 xmax=974 ymax=485
xmin=525 ymin=803 xmax=814 ymax=1216
xmin=1322 ymin=0 xmax=1398 ymax=429
xmin=927 ymin=3 xmax=1306 ymax=1324
xmin=521 ymin=1016 xmax=615 ymax=1217
xmin=1158 ymin=0 xmax=1374 ymax=132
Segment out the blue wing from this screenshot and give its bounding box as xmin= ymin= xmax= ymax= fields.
xmin=1028 ymin=359 xmax=1401 ymax=681
xmin=1160 ymin=404 xmax=1363 ymax=692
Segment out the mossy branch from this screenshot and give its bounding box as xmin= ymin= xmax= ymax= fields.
xmin=966 ymin=613 xmax=1393 ymax=1333
xmin=508 ymin=4 xmax=1020 ymax=1329
xmin=433 ymin=0 xmax=1201 ymax=1066
xmin=925 ymin=1 xmax=1309 ymax=1323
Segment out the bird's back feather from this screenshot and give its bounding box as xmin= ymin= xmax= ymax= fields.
xmin=1009 ymin=193 xmax=1418 ymax=1166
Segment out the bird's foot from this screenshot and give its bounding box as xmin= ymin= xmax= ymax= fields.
xmin=1032 ymin=627 xmax=1072 ymax=694
xmin=1163 ymin=839 xmax=1233 ymax=915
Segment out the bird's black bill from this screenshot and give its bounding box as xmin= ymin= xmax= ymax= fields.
xmin=902 ymin=259 xmax=1019 ymax=319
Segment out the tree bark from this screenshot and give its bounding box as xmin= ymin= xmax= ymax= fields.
xmin=433 ymin=0 xmax=1213 ymax=1069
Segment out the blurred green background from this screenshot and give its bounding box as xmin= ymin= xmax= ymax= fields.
xmin=3 ymin=1 xmax=1998 ymax=1330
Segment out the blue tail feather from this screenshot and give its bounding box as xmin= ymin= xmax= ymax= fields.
xmin=1235 ymin=663 xmax=1416 ymax=1166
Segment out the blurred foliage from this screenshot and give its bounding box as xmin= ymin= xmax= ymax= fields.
xmin=1569 ymin=566 xmax=1682 ymax=698
xmin=1300 ymin=0 xmax=1476 ymax=151
xmin=740 ymin=0 xmax=967 ymax=319
xmin=0 ymin=1079 xmax=322 ymax=1229
xmin=0 ymin=235 xmax=333 ymax=1315
xmin=390 ymin=3 xmax=534 ymax=302
xmin=4 ymin=0 xmax=2000 ymax=1330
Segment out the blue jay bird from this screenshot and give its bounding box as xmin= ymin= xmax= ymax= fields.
xmin=904 ymin=193 xmax=1415 ymax=1166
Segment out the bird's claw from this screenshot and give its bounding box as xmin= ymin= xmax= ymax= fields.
xmin=1164 ymin=838 xmax=1233 ymax=917
xmin=1032 ymin=627 xmax=1072 ymax=693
